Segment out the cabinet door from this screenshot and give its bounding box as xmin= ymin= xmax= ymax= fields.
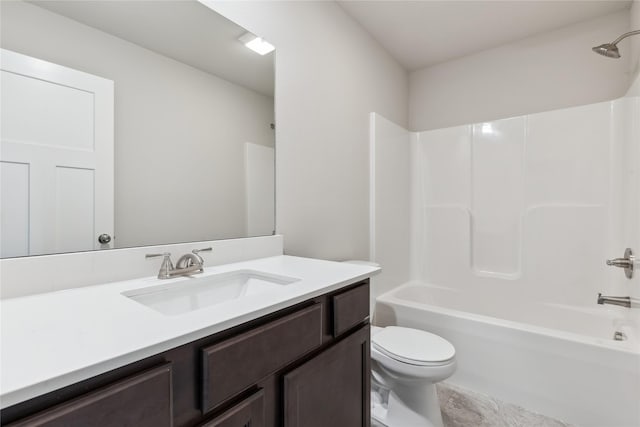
xmin=199 ymin=389 xmax=264 ymax=427
xmin=7 ymin=364 xmax=172 ymax=427
xmin=283 ymin=326 xmax=370 ymax=427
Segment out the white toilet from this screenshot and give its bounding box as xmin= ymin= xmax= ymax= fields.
xmin=371 ymin=326 xmax=456 ymax=427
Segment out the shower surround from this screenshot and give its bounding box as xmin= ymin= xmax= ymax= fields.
xmin=370 ymin=95 xmax=640 ymax=426
xmin=410 ymin=97 xmax=640 ymax=303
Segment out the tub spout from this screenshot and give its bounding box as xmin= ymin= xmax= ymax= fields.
xmin=597 ymin=293 xmax=633 ymax=308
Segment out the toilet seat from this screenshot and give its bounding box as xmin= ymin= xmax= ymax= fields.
xmin=372 ymin=326 xmax=455 ymax=366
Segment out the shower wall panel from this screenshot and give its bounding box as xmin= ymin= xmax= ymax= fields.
xmin=471 ymin=118 xmax=525 ymax=278
xmin=369 ymin=113 xmax=411 ymax=307
xmin=412 ymin=97 xmax=639 ymax=306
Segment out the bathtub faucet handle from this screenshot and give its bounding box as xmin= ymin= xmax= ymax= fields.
xmin=606 ymin=248 xmax=634 ymax=279
xmin=606 ymin=258 xmax=632 ymax=268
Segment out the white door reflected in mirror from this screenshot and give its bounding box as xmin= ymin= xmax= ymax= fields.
xmin=0 ymin=49 xmax=114 ymax=257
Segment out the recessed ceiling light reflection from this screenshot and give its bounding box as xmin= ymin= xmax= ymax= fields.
xmin=239 ymin=32 xmax=275 ymax=55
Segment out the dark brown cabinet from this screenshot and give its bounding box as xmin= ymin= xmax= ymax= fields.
xmin=332 ymin=284 xmax=370 ymax=337
xmin=199 ymin=389 xmax=265 ymax=427
xmin=283 ymin=326 xmax=370 ymax=427
xmin=2 ymin=280 xmax=370 ymax=427
xmin=201 ymin=303 xmax=323 ymax=413
xmin=6 ymin=364 xmax=173 ymax=427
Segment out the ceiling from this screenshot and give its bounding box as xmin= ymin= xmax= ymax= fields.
xmin=337 ymin=0 xmax=632 ymax=71
xmin=29 ymin=1 xmax=633 ymax=86
xmin=31 ymin=1 xmax=275 ymax=96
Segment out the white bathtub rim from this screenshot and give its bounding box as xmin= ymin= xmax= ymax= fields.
xmin=376 ymin=282 xmax=639 ymax=355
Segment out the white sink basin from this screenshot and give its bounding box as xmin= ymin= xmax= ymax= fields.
xmin=123 ymin=269 xmax=300 ymax=316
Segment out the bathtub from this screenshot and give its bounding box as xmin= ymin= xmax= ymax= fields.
xmin=375 ymin=282 xmax=640 ymax=427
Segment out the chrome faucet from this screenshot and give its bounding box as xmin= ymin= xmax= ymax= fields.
xmin=597 ymin=293 xmax=640 ymax=309
xmin=606 ymin=248 xmax=634 ymax=279
xmin=146 ymin=247 xmax=212 ymax=279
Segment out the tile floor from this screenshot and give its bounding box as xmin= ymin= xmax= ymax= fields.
xmin=372 ymin=382 xmax=573 ymax=427
xmin=437 ymin=383 xmax=573 ymax=427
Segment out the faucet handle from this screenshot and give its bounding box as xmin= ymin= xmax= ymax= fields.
xmin=191 ymin=247 xmax=212 ymax=264
xmin=146 ymin=252 xmax=171 ymax=259
xmin=606 ymin=258 xmax=632 ymax=267
xmin=606 ymin=248 xmax=634 ymax=279
xmin=146 ymin=252 xmax=174 ymax=279
xmin=192 ymin=247 xmax=212 ymax=254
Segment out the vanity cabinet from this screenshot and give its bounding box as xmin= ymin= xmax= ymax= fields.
xmin=283 ymin=325 xmax=370 ymax=427
xmin=199 ymin=389 xmax=265 ymax=427
xmin=2 ymin=280 xmax=370 ymax=427
xmin=201 ymin=303 xmax=323 ymax=413
xmin=6 ymin=364 xmax=173 ymax=427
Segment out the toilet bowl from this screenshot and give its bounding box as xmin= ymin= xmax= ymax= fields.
xmin=371 ymin=326 xmax=456 ymax=427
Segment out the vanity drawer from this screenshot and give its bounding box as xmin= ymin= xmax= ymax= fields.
xmin=7 ymin=363 xmax=172 ymax=427
xmin=332 ymin=282 xmax=369 ymax=337
xmin=199 ymin=389 xmax=264 ymax=427
xmin=201 ymin=303 xmax=323 ymax=413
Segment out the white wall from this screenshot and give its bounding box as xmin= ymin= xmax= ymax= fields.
xmin=245 ymin=143 xmax=275 ymax=236
xmin=628 ymin=64 xmax=640 ymax=95
xmin=369 ymin=114 xmax=411 ymax=313
xmin=1 ymin=1 xmax=275 ymax=248
xmin=631 ymin=1 xmax=640 ymax=67
xmin=203 ymin=1 xmax=409 ymax=261
xmin=622 ymin=0 xmax=640 ymax=301
xmin=630 ymin=0 xmax=640 ymax=88
xmin=409 ymin=11 xmax=632 ymax=131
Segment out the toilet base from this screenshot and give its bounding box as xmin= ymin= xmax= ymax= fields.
xmin=371 ymin=381 xmax=444 ymax=427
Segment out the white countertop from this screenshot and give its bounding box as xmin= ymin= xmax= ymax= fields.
xmin=0 ymin=255 xmax=380 ymax=409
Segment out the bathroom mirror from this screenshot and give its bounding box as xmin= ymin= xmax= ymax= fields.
xmin=0 ymin=0 xmax=275 ymax=258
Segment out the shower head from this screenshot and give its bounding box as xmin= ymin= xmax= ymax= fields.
xmin=592 ymin=30 xmax=640 ymax=59
xmin=592 ymin=43 xmax=621 ymax=58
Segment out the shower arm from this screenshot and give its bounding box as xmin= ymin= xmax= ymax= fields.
xmin=610 ymin=29 xmax=640 ymax=45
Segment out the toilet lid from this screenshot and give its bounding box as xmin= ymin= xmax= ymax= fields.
xmin=372 ymin=326 xmax=455 ymax=365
